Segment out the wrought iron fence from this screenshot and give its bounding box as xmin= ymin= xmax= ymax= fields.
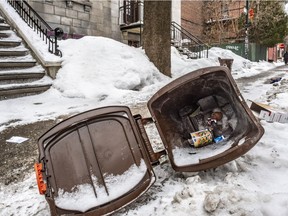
xmin=171 ymin=21 xmax=209 ymax=59
xmin=7 ymin=0 xmax=63 ymax=57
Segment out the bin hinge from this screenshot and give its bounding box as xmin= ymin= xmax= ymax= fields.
xmin=158 ymin=153 xmax=169 ymax=165
xmin=134 ymin=114 xmax=166 ymax=165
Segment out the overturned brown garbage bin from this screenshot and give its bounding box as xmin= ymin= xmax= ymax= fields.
xmin=35 ymin=66 xmax=264 ymax=216
xmin=218 ymin=57 xmax=234 ymax=71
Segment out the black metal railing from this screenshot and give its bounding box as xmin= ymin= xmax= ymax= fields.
xmin=119 ymin=0 xmax=143 ymax=25
xmin=7 ymin=0 xmax=63 ymax=57
xmin=171 ymin=21 xmax=209 ymax=59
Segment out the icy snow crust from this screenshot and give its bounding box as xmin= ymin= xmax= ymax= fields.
xmin=173 ymin=140 xmax=234 ymax=166
xmin=55 ymin=160 xmax=148 ymax=212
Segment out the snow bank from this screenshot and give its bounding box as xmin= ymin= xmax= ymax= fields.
xmin=54 ymin=37 xmax=167 ymax=101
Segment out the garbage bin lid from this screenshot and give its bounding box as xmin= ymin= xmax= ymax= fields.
xmin=37 ymin=106 xmax=155 ymax=215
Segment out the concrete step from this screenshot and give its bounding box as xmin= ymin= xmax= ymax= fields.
xmin=0 ymin=24 xmax=10 ymax=31
xmin=0 ymin=32 xmax=9 ymax=38
xmin=0 ymin=60 xmax=36 ymax=68
xmin=0 ymin=50 xmax=27 ymax=56
xmin=178 ymin=47 xmax=184 ymax=52
xmin=0 ymin=69 xmax=45 ymax=84
xmin=0 ymin=83 xmax=52 ymax=100
xmin=0 ymin=40 xmax=21 ymax=47
xmin=0 ymin=15 xmax=53 ymax=100
xmin=0 ymin=55 xmax=36 ymax=68
xmin=0 ymin=30 xmax=21 ymax=40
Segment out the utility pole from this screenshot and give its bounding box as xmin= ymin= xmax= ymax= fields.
xmin=244 ymin=0 xmax=249 ymax=59
xmin=143 ymin=0 xmax=171 ymax=77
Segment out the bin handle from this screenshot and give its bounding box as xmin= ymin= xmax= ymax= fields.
xmin=34 ymin=163 xmax=47 ymax=195
xmin=134 ymin=114 xmax=166 ymax=166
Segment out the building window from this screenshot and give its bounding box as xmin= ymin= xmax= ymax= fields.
xmin=123 ymin=0 xmax=139 ymax=24
xmin=222 ymin=3 xmax=229 ymax=18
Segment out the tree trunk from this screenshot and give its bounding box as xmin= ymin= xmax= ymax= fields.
xmin=143 ymin=0 xmax=171 ymax=77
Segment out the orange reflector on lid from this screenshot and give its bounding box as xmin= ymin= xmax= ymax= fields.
xmin=34 ymin=163 xmax=47 ymax=195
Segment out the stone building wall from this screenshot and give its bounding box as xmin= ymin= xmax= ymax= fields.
xmin=27 ymin=0 xmax=122 ymax=41
xmin=171 ymin=0 xmax=181 ymax=24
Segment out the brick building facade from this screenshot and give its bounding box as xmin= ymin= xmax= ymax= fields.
xmin=203 ymin=1 xmax=246 ymax=44
xmin=181 ymin=1 xmax=204 ymax=39
xmin=180 ymin=1 xmax=246 ymax=44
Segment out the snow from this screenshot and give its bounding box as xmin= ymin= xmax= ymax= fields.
xmin=54 ymin=36 xmax=166 ymax=100
xmin=172 ymin=139 xmax=234 ymax=166
xmin=0 ymin=76 xmax=52 ymax=90
xmin=0 ymin=30 xmax=21 ymax=42
xmin=55 ymin=160 xmax=148 ymax=212
xmin=0 ymin=65 xmax=44 ymax=74
xmin=1 ymin=2 xmax=288 ymax=216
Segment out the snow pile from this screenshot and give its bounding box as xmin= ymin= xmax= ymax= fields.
xmin=51 ymin=40 xmax=281 ymax=107
xmin=54 ymin=37 xmax=167 ymax=101
xmin=265 ymin=78 xmax=288 ymax=110
xmin=172 ymin=46 xmax=280 ymax=79
xmin=171 ymin=46 xmax=217 ymax=76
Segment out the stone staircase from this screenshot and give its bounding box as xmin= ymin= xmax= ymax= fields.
xmin=171 ymin=40 xmax=199 ymax=59
xmin=0 ymin=15 xmax=52 ymax=100
xmin=171 ymin=21 xmax=209 ymax=59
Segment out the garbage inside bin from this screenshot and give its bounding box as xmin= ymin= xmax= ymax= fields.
xmin=35 ymin=66 xmax=264 ymax=216
xmin=187 ymin=129 xmax=213 ymax=147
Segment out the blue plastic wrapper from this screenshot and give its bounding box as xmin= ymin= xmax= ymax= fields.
xmin=214 ymin=135 xmax=225 ymax=143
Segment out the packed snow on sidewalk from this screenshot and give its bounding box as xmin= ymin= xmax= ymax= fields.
xmin=1 ymin=36 xmax=288 ymax=216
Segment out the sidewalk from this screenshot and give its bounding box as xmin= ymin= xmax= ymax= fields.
xmin=0 ymin=119 xmax=57 ymax=185
xmin=236 ymin=64 xmax=288 ymax=84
